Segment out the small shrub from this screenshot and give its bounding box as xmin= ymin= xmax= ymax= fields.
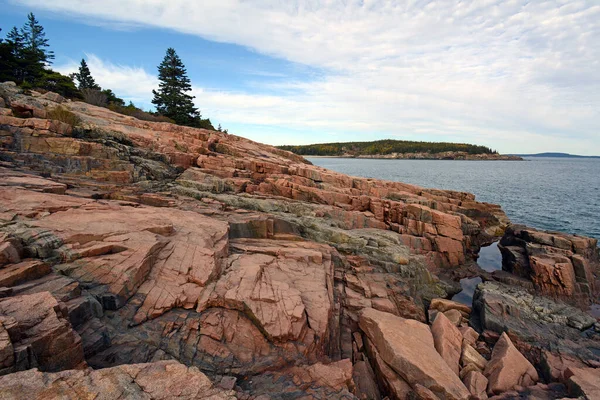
xmin=47 ymin=106 xmax=80 ymax=126
xmin=173 ymin=141 xmax=189 ymax=152
xmin=108 ymin=103 xmax=174 ymax=123
xmin=81 ymin=88 xmax=108 ymax=107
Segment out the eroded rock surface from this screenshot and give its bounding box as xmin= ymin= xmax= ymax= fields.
xmin=0 ymin=360 xmax=236 ymax=399
xmin=499 ymin=225 xmax=600 ymax=307
xmin=484 ymin=332 xmax=538 ymax=395
xmin=1 ymin=84 xmax=599 ymax=399
xmin=359 ymin=307 xmax=470 ymax=399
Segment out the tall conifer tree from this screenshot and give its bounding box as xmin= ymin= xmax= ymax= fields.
xmin=151 ymin=48 xmax=200 ymax=126
xmin=20 ymin=12 xmax=54 ymax=65
xmin=73 ymin=58 xmax=100 ymax=89
xmin=0 ymin=27 xmax=24 ymax=82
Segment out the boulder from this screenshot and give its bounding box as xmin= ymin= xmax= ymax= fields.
xmin=430 ymin=298 xmax=472 ymax=317
xmin=565 ymin=367 xmax=600 ymax=399
xmin=0 ymin=233 xmax=21 ymax=267
xmin=444 ymin=309 xmax=463 ymax=326
xmin=459 ymin=326 xmax=479 ymax=346
xmin=431 ymin=312 xmax=463 ymax=375
xmin=364 ymin=336 xmax=413 ymax=399
xmin=463 ymin=370 xmax=488 ymax=399
xmin=461 ymin=343 xmax=487 ymax=371
xmin=359 ymin=308 xmax=470 ymax=399
xmin=484 ymin=332 xmax=538 ymax=395
xmin=352 ymin=360 xmax=381 ymax=400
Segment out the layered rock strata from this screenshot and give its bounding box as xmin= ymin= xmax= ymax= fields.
xmin=499 ymin=224 xmax=599 ymax=307
xmin=0 ymin=82 xmax=599 ymax=399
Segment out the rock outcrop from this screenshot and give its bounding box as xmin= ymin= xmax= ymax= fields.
xmin=499 ymin=224 xmax=600 ymax=307
xmin=473 ymin=281 xmax=599 ymax=363
xmin=0 ymin=360 xmax=236 ymax=399
xmin=0 ymin=83 xmax=598 ymax=399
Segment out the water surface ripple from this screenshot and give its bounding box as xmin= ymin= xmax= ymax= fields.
xmin=308 ymin=157 xmax=600 ymax=240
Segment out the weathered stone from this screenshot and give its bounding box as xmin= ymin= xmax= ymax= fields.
xmin=4 ymin=85 xmax=591 ymax=399
xmin=0 ymin=321 xmax=14 ymax=374
xmin=444 ymin=309 xmax=463 ymax=326
xmin=0 ymin=260 xmax=51 ymax=288
xmin=430 ymin=298 xmax=472 ymax=317
xmin=461 ymin=343 xmax=487 ymax=371
xmin=0 ymin=233 xmax=21 ymax=267
xmin=463 ymin=370 xmax=488 ymax=399
xmin=431 ymin=312 xmax=463 ymax=375
xmin=0 ymin=360 xmax=236 ymax=399
xmin=459 ymin=326 xmax=479 ymax=346
xmin=565 ymin=367 xmax=600 ymax=399
xmin=473 ymin=280 xmax=599 ymax=364
xmin=484 ymin=332 xmax=539 ymax=395
xmin=364 ymin=336 xmax=413 ymax=400
xmin=499 ymin=225 xmax=599 ymax=307
xmin=0 ymin=291 xmax=85 ymax=372
xmin=352 ymin=360 xmax=381 ymax=400
xmin=359 ymin=308 xmax=470 ymax=399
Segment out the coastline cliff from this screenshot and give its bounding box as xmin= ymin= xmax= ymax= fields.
xmin=0 ymin=82 xmax=598 ymax=399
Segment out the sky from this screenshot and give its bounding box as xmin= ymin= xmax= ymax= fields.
xmin=1 ymin=1 xmax=599 ymax=155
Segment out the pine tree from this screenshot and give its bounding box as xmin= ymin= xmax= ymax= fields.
xmin=151 ymin=47 xmax=200 ymax=126
xmin=6 ymin=27 xmax=24 ymax=55
xmin=11 ymin=13 xmax=54 ymax=83
xmin=72 ymin=58 xmax=100 ymax=89
xmin=20 ymin=13 xmax=54 ymax=65
xmin=0 ymin=27 xmax=23 ymax=82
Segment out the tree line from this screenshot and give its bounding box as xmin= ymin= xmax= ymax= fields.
xmin=278 ymin=139 xmax=498 ymax=156
xmin=0 ymin=12 xmax=226 ymax=132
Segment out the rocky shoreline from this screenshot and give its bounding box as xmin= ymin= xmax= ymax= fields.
xmin=310 ymin=153 xmax=523 ymax=161
xmin=0 ymin=81 xmax=598 ymax=399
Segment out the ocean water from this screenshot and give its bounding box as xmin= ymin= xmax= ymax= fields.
xmin=308 ymin=157 xmax=600 ymax=240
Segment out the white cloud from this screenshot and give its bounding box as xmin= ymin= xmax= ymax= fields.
xmin=35 ymin=0 xmax=600 ymax=154
xmin=55 ymin=55 xmax=158 ymax=106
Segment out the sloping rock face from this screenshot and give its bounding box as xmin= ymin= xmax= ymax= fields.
xmin=499 ymin=225 xmax=600 ymax=307
xmin=0 ymin=360 xmax=236 ymax=399
xmin=0 ymin=81 xmax=508 ymax=272
xmin=1 ymin=83 xmax=599 ymax=399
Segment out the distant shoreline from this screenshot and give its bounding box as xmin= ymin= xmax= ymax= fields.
xmin=511 ymin=153 xmax=600 ymax=159
xmin=304 ymin=154 xmax=524 ymax=161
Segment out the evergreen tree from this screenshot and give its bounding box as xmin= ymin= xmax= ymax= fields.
xmin=0 ymin=28 xmax=16 ymax=81
xmin=102 ymin=88 xmax=125 ymax=106
xmin=5 ymin=27 xmax=24 ymax=55
xmin=19 ymin=13 xmax=53 ymax=83
xmin=151 ymin=47 xmax=200 ymax=126
xmin=72 ymin=58 xmax=100 ymax=89
xmin=20 ymin=13 xmax=54 ymax=65
xmin=1 ymin=27 xmax=26 ymax=82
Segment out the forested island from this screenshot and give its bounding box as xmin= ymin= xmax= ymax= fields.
xmin=279 ymin=139 xmax=523 ymax=160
